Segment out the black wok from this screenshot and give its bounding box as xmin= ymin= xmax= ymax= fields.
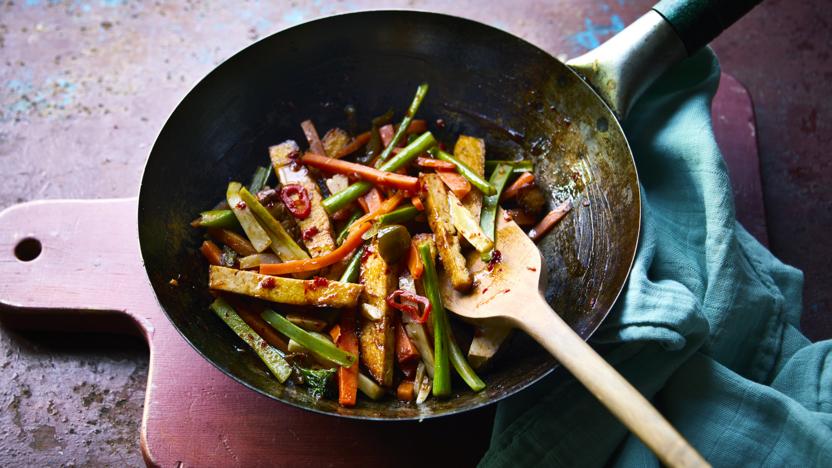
xmin=138 ymin=1 xmax=758 ymax=420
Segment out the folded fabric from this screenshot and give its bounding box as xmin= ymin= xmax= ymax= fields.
xmin=480 ymin=49 xmax=832 ymax=467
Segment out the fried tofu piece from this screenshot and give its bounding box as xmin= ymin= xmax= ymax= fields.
xmin=269 ymin=140 xmax=336 ymax=258
xmin=358 ymin=239 xmax=398 ymax=386
xmin=453 ymin=136 xmax=486 ymax=222
xmin=209 ymin=266 xmax=362 ymax=308
xmin=422 ymin=173 xmax=472 ymax=292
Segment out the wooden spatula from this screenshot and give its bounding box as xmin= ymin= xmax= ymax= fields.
xmin=440 ymin=214 xmax=710 ymax=468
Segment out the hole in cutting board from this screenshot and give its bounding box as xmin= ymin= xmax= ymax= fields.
xmin=15 ymin=237 xmax=42 ymax=262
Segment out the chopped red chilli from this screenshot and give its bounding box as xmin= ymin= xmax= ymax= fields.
xmin=279 ymin=184 xmax=312 ymax=219
xmin=302 ymin=226 xmax=319 ymax=241
xmin=260 ymin=276 xmax=276 ymax=289
xmin=386 ymin=290 xmax=431 ymax=324
xmin=235 ymin=201 xmax=247 ymax=210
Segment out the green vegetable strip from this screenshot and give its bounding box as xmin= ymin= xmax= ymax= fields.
xmin=227 ymin=182 xmax=271 ymax=252
xmin=375 ymin=83 xmax=429 ymax=166
xmin=485 ymin=160 xmax=534 ymax=175
xmin=193 ymin=209 xmax=241 ymax=229
xmin=357 ymin=373 xmax=385 ymax=400
xmin=480 ymin=163 xmax=513 ymax=246
xmin=336 ymin=211 xmax=362 ymax=245
xmin=419 ymin=243 xmax=451 ymax=397
xmin=338 ymin=245 xmax=366 ymax=283
xmin=248 ymin=165 xmax=272 ymax=194
xmin=238 ymin=187 xmax=309 ymax=261
xmin=261 ymin=309 xmax=356 ymax=367
xmin=209 ymin=298 xmax=292 ymax=382
xmin=428 ymin=148 xmax=496 ymax=195
xmin=444 ymin=314 xmax=486 ymax=392
xmin=377 ymin=204 xmax=419 ymax=225
xmin=322 ymin=132 xmax=437 ymax=214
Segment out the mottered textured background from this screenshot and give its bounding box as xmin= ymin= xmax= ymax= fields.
xmin=1 ymin=0 xmax=830 ymax=465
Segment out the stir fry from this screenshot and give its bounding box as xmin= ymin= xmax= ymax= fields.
xmin=191 ymin=83 xmax=571 ymax=406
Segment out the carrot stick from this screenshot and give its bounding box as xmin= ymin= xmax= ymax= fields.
xmin=411 ymin=196 xmax=424 ymax=212
xmin=416 ymin=157 xmax=457 ymax=171
xmin=227 ymin=297 xmax=289 ymax=352
xmin=301 ymin=120 xmax=326 ymax=156
xmin=334 ymin=309 xmax=359 ymax=407
xmin=504 ymin=208 xmax=537 ymax=227
xmin=396 ymin=380 xmax=416 ymax=401
xmin=406 ymin=119 xmax=427 ymax=134
xmin=502 ymin=172 xmax=535 ymax=201
xmin=301 ymin=153 xmax=420 ymax=192
xmin=260 ymin=222 xmax=372 ymax=275
xmin=363 ymin=187 xmax=384 ymax=213
xmin=356 ymin=194 xmax=369 ymax=213
xmin=436 ymin=170 xmax=472 ymax=199
xmin=396 ymin=322 xmax=420 ymax=376
xmin=528 ymin=201 xmax=572 ymax=242
xmin=334 ymin=132 xmax=371 ymax=159
xmin=207 ymin=228 xmax=257 ymax=256
xmin=200 ymin=240 xmax=223 ymax=266
xmin=350 ymin=191 xmax=406 ymax=228
xmin=407 ymin=240 xmax=424 ymax=279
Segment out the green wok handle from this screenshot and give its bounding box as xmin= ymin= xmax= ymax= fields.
xmin=653 ymin=0 xmax=763 ymax=54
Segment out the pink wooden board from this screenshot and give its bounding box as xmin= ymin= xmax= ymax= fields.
xmin=0 ymin=73 xmax=763 ymax=467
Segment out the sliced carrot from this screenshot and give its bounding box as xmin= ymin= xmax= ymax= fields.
xmin=436 ymin=170 xmax=472 ymax=199
xmin=329 ymin=324 xmax=342 ymax=342
xmin=411 ymin=195 xmax=424 ymax=212
xmin=356 ymin=195 xmax=369 ymax=213
xmin=396 ymin=322 xmax=420 ymax=371
xmin=350 ymin=191 xmax=405 ymax=228
xmin=407 ymin=240 xmax=424 ymax=279
xmin=379 ymin=124 xmax=395 ymax=148
xmin=200 ymin=240 xmax=223 ymax=266
xmin=207 ymin=228 xmax=257 ymax=256
xmin=528 ymin=201 xmax=572 ymax=242
xmin=334 ymin=132 xmax=371 ymax=159
xmin=363 ymin=187 xmax=384 ymax=213
xmin=406 ymin=119 xmax=427 ymax=134
xmin=260 ymin=222 xmax=372 ymax=275
xmin=396 ymin=380 xmax=416 ymax=401
xmin=502 ymin=172 xmax=535 ymax=201
xmin=301 ymin=120 xmax=326 ymax=156
xmin=334 ymin=309 xmax=359 ymax=407
xmin=301 ymin=152 xmax=420 ymax=192
xmin=416 ymin=157 xmax=457 ymax=171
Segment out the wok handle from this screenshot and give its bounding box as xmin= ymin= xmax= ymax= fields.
xmin=516 ymin=295 xmax=710 ymax=468
xmin=653 ymin=0 xmax=762 ymax=55
xmin=0 ymin=198 xmax=156 ymax=337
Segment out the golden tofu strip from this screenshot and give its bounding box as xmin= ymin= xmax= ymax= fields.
xmin=358 ymin=238 xmax=398 ymax=386
xmin=208 ymin=266 xmax=362 ymax=308
xmin=422 ymin=173 xmax=472 ymax=292
xmin=453 ymin=136 xmax=486 ymax=223
xmin=269 ymin=140 xmax=336 ymax=258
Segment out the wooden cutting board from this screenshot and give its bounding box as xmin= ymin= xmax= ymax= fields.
xmin=0 ymin=73 xmax=764 ymax=467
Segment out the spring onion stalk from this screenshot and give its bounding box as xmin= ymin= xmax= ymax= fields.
xmin=375 ymin=83 xmax=429 ymax=166
xmin=338 ymin=245 xmax=366 ymax=283
xmin=191 ymin=209 xmax=241 ymax=230
xmin=248 ymin=165 xmax=272 ymax=194
xmin=209 ymin=298 xmax=292 ymax=382
xmin=479 ymin=164 xmax=513 ymax=259
xmin=428 ymin=148 xmax=496 ymax=195
xmin=261 ymin=309 xmax=356 ymax=367
xmin=322 ymin=132 xmax=437 ymax=214
xmin=336 ymin=211 xmax=362 ymax=245
xmin=227 ymin=182 xmax=271 ymax=252
xmin=238 ymin=187 xmax=309 ymax=261
xmin=444 ymin=313 xmax=486 ymax=392
xmin=357 ymin=373 xmax=385 ymax=400
xmin=418 ymin=243 xmax=451 ymax=397
xmin=485 ymin=160 xmax=534 ymax=175
xmin=377 ymin=204 xmax=419 ymax=226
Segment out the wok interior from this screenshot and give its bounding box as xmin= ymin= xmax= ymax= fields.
xmin=138 ymin=11 xmax=639 ymax=419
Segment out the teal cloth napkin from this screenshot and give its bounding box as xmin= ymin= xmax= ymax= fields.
xmin=480 ymin=49 xmax=832 ymax=467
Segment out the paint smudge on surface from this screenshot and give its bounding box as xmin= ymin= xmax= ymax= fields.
xmin=570 ymin=14 xmax=625 ymax=51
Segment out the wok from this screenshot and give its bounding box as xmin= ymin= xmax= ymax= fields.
xmin=138 ymin=0 xmax=758 ymax=419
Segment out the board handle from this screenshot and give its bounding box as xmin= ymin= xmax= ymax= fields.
xmin=0 ymin=198 xmax=155 ymax=336
xmin=653 ymin=0 xmax=762 ymax=54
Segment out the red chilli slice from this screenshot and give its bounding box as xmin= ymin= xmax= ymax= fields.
xmin=279 ymin=184 xmax=312 ymax=219
xmin=386 ymin=290 xmax=431 ymax=324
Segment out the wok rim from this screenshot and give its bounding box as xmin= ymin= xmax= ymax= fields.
xmin=137 ymin=9 xmax=642 ymax=421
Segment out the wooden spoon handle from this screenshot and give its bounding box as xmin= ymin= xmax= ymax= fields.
xmin=517 ymin=295 xmax=710 ymax=468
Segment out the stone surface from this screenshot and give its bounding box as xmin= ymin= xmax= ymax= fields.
xmin=1 ymin=0 xmax=829 ymax=465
